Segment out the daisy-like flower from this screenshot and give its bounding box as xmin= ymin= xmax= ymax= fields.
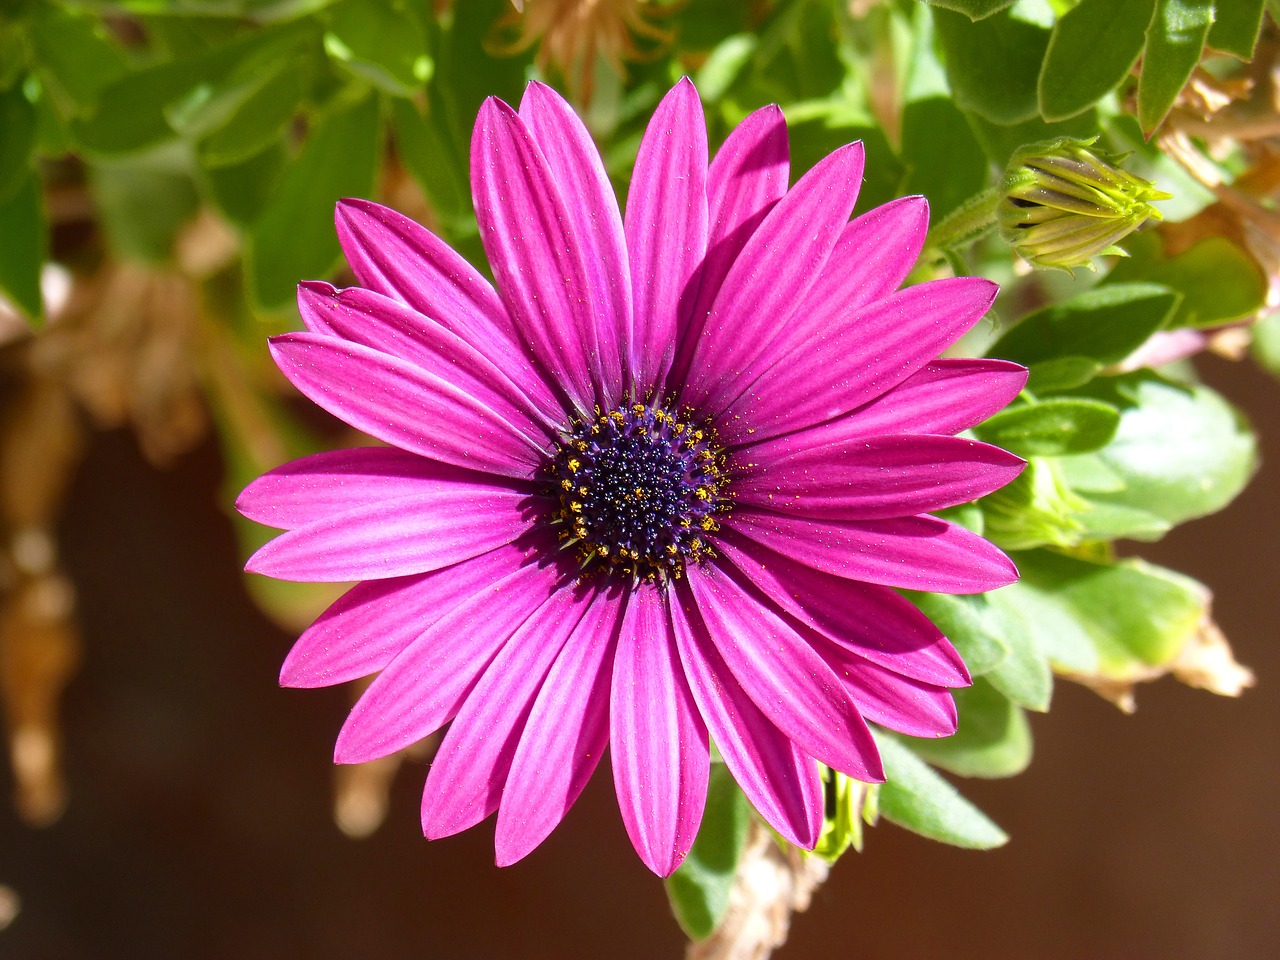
xmin=238 ymin=79 xmax=1027 ymax=876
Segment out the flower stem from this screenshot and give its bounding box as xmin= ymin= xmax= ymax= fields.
xmin=925 ymin=187 xmax=1000 ymax=256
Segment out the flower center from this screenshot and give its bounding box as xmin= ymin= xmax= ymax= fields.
xmin=548 ymin=403 xmax=729 ymax=581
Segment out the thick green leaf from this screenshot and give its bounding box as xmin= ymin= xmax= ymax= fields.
xmin=89 ymin=143 xmax=200 ymax=263
xmin=665 ymin=764 xmax=750 ymax=941
xmin=390 ymin=96 xmax=470 ymax=226
xmin=198 ymin=65 xmax=304 ymax=167
xmin=904 ymin=591 xmax=1008 ymax=677
xmin=910 ymin=679 xmax=1032 ymax=779
xmin=1026 ymin=356 xmax=1103 ymax=393
xmin=1106 ymin=232 xmax=1267 ymax=329
xmin=202 ymin=139 xmax=287 ymax=226
xmin=29 ymin=6 xmax=128 ymax=115
xmin=1039 ymin=0 xmax=1156 ymax=121
xmin=981 ymin=596 xmax=1054 ymax=711
xmin=924 ymin=0 xmax=1018 ymax=18
xmin=0 ymin=83 xmax=37 ymax=202
xmin=324 ymin=0 xmax=430 ymax=96
xmin=0 ymin=172 xmax=45 ymax=323
xmin=1013 ymin=549 xmax=1205 ymax=670
xmin=1207 ymin=0 xmax=1265 ymax=58
xmin=899 ymin=97 xmax=988 ymax=219
xmin=874 ymin=734 xmax=1008 ymax=849
xmin=248 ymin=93 xmax=381 ymax=308
xmin=976 ymin=398 xmax=1121 ymax=457
xmin=933 ymin=4 xmax=1052 ymax=124
xmin=1138 ymin=0 xmax=1214 ymax=133
xmin=1071 ymin=373 xmax=1257 ymax=534
xmin=990 ymin=282 xmax=1180 ymax=367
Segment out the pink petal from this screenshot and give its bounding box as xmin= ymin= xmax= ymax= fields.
xmin=332 ymin=552 xmax=566 ymax=762
xmin=519 ymin=82 xmax=633 ymax=391
xmin=746 ymin=359 xmax=1029 ymax=452
xmin=717 ymin=277 xmax=999 ymax=444
xmin=727 ymin=510 xmax=1020 ymax=594
xmin=420 ymin=583 xmax=600 ymax=840
xmin=237 ymin=447 xmax=511 ymax=530
xmin=472 ymin=97 xmax=623 ymax=413
xmin=245 ymin=485 xmax=534 ymax=582
xmin=297 ymin=281 xmax=565 ymax=432
xmin=668 ymin=585 xmax=823 ymax=848
xmin=668 ymin=104 xmax=789 ymax=391
xmin=268 ymin=333 xmax=547 ymax=478
xmin=609 ymin=582 xmax=709 ymax=876
xmin=495 ymin=584 xmax=626 ymax=866
xmin=624 ymin=78 xmax=709 ymax=392
xmin=816 ymin=644 xmax=959 ymax=738
xmin=280 ymin=538 xmax=549 ymax=688
xmin=736 ymin=435 xmax=1025 ymax=520
xmin=681 ymin=142 xmax=866 ymax=410
xmin=713 ymin=532 xmax=969 ymax=687
xmin=686 ymin=564 xmax=884 ymax=783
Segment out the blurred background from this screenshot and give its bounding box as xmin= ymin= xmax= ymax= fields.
xmin=1 ymin=0 xmax=1278 ymax=957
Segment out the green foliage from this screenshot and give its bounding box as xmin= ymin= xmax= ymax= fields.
xmin=665 ymin=764 xmax=751 ymax=941
xmin=1038 ymin=0 xmax=1156 ymax=122
xmin=1138 ymin=0 xmax=1215 ymax=133
xmin=1207 ymin=0 xmax=1266 ymax=59
xmin=910 ymin=679 xmax=1032 ymax=779
xmin=0 ymin=173 xmax=45 ymax=322
xmin=975 ymin=397 xmax=1121 ymax=457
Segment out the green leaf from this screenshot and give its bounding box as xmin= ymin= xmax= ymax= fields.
xmin=976 ymin=398 xmax=1121 ymax=457
xmin=933 ymin=3 xmax=1052 ymax=124
xmin=990 ymin=282 xmax=1180 ymax=367
xmin=694 ymin=34 xmax=759 ymax=103
xmin=910 ymin=679 xmax=1032 ymax=779
xmin=202 ymin=139 xmax=287 ymax=226
xmin=1106 ymin=232 xmax=1268 ymax=329
xmin=89 ymin=143 xmax=200 ymax=263
xmin=198 ymin=66 xmax=304 ymax=168
xmin=904 ymin=591 xmax=1008 ymax=677
xmin=1039 ymin=0 xmax=1157 ymax=121
xmin=390 ymin=96 xmax=470 ymax=226
xmin=898 ymin=98 xmax=988 ymax=219
xmin=981 ymin=596 xmax=1054 ymax=711
xmin=1207 ymin=0 xmax=1265 ymax=58
xmin=1250 ymin=311 xmax=1280 ymax=380
xmin=1137 ymin=0 xmax=1214 ymax=133
xmin=1070 ymin=372 xmax=1257 ymax=534
xmin=965 ymin=107 xmax=1101 ymax=169
xmin=1012 ymin=549 xmax=1205 ymax=670
xmin=28 ymin=6 xmax=129 ymax=115
xmin=874 ymin=734 xmax=1008 ymax=849
xmin=0 ymin=83 xmax=37 ymax=203
xmin=665 ymin=764 xmax=750 ymax=941
xmin=324 ymin=0 xmax=430 ymax=96
xmin=247 ymin=92 xmax=381 ymax=308
xmin=1026 ymin=356 xmax=1103 ymax=393
xmin=0 ymin=172 xmax=45 ymax=323
xmin=924 ymin=0 xmax=1018 ymax=18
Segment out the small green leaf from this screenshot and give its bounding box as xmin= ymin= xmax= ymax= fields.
xmin=324 ymin=0 xmax=430 ymax=96
xmin=202 ymin=139 xmax=287 ymax=226
xmin=1106 ymin=232 xmax=1267 ymax=329
xmin=1039 ymin=0 xmax=1157 ymax=121
xmin=0 ymin=83 xmax=37 ymax=203
xmin=89 ymin=143 xmax=200 ymax=264
xmin=874 ymin=734 xmax=1008 ymax=849
xmin=982 ymin=597 xmax=1054 ymax=711
xmin=1138 ymin=0 xmax=1214 ymax=133
xmin=991 ymin=282 xmax=1179 ymax=368
xmin=198 ymin=66 xmax=304 ymax=167
xmin=933 ymin=4 xmax=1052 ymax=124
xmin=910 ymin=679 xmax=1032 ymax=779
xmin=976 ymin=398 xmax=1121 ymax=457
xmin=1072 ymin=373 xmax=1257 ymax=533
xmin=904 ymin=591 xmax=1008 ymax=677
xmin=247 ymin=92 xmax=381 ymax=308
xmin=1026 ymin=356 xmax=1103 ymax=393
xmin=0 ymin=172 xmax=45 ymax=323
xmin=924 ymin=0 xmax=1018 ymax=19
xmin=665 ymin=764 xmax=751 ymax=941
xmin=1207 ymin=0 xmax=1265 ymax=58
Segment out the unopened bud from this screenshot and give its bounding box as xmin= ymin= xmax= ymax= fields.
xmin=998 ymin=138 xmax=1170 ymax=271
xmin=981 ymin=457 xmax=1087 ymax=551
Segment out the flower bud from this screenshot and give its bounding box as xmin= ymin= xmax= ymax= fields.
xmin=813 ymin=768 xmax=878 ymax=863
xmin=998 ymin=137 xmax=1171 ymax=271
xmin=981 ymin=457 xmax=1088 ymax=551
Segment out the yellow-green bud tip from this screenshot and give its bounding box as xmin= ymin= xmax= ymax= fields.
xmin=998 ymin=137 xmax=1171 ymax=272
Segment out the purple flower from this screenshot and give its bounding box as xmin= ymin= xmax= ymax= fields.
xmin=238 ymin=79 xmax=1027 ymax=876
